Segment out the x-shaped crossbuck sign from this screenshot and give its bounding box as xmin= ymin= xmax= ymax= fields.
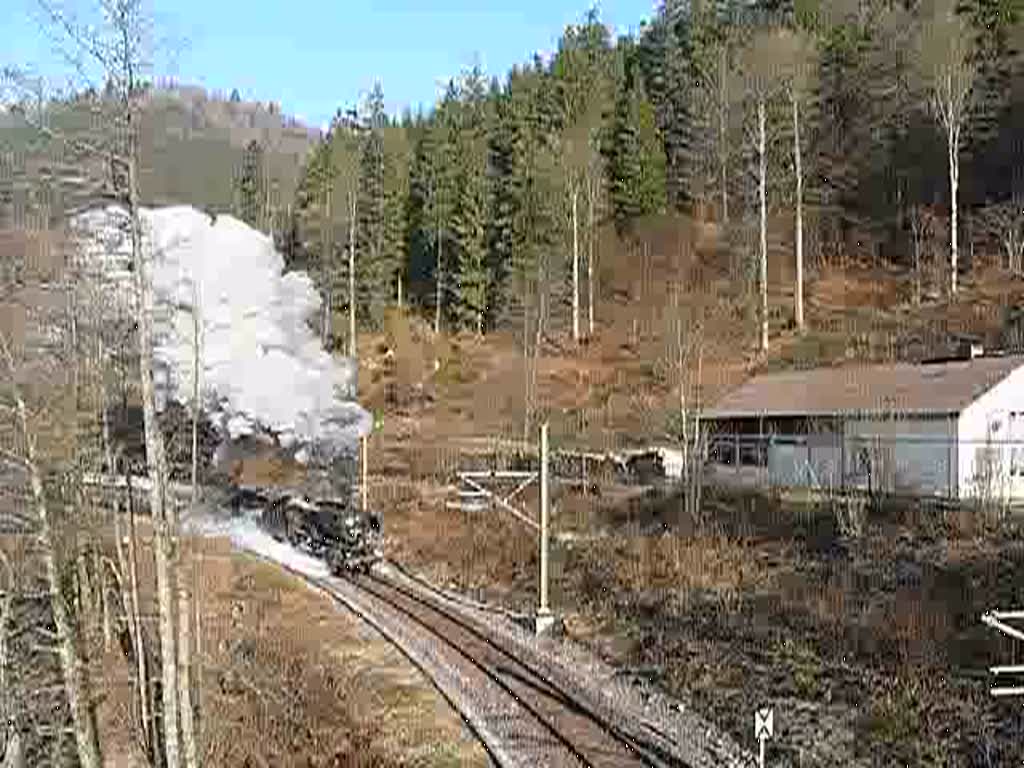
xmin=982 ymin=611 xmax=1024 ymax=697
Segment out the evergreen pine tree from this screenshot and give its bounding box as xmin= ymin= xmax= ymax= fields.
xmin=450 ymin=68 xmax=492 ymax=334
xmin=356 ymin=82 xmax=388 ymax=328
xmin=234 ymin=139 xmax=265 ymax=228
xmin=604 ymin=48 xmax=667 ymax=232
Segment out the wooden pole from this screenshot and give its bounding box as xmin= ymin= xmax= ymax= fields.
xmin=360 ymin=434 xmax=368 ymax=514
xmin=539 ymin=422 xmax=550 ymax=618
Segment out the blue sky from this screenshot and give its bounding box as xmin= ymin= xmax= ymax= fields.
xmin=5 ymin=0 xmax=656 ymax=128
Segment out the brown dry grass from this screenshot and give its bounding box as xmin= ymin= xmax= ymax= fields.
xmin=609 ymin=534 xmax=773 ymax=604
xmin=85 ymin=534 xmax=487 ymax=767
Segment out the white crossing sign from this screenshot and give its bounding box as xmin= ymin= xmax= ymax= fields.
xmin=755 ymin=707 xmax=774 ymax=739
xmin=754 ymin=707 xmax=774 ymax=768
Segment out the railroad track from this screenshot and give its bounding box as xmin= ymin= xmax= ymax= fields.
xmin=267 ymin=555 xmax=689 ymax=767
xmin=355 ymin=571 xmax=685 ymax=767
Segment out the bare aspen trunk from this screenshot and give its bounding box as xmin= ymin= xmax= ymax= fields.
xmin=397 ymin=274 xmax=403 ymax=310
xmin=587 ymin=181 xmax=595 ymax=338
xmin=758 ymin=98 xmax=769 ymax=355
xmin=100 ymin=359 xmax=151 ymax=753
xmin=0 ymin=552 xmax=11 ymax=752
xmin=190 ymin=297 xmax=201 ymax=508
xmin=913 ymin=220 xmax=922 ymax=307
xmin=15 ymin=396 xmax=103 ymax=768
xmin=571 ymin=185 xmax=580 ymax=344
xmin=348 ymin=191 xmax=357 ymax=359
xmin=193 ymin=574 xmax=202 ymax=752
xmin=180 ymin=295 xmax=201 ymax=768
xmin=126 ymin=478 xmax=156 ymax=759
xmin=793 ymin=95 xmax=804 ymax=333
xmin=127 ymin=150 xmax=182 ymax=768
xmin=321 ymin=183 xmax=333 ymax=349
xmin=719 ymin=46 xmax=729 ymax=225
xmin=177 ymin=584 xmax=198 ymax=768
xmin=76 ymin=547 xmax=93 ymax=643
xmin=98 ymin=546 xmax=111 ymax=652
xmin=690 ymin=347 xmax=704 ymax=519
xmin=264 ymin=158 xmax=272 ymax=236
xmin=68 ymin=288 xmax=80 ymax=409
xmin=434 ymin=215 xmax=443 ymax=336
xmin=948 ymin=122 xmax=960 ymax=297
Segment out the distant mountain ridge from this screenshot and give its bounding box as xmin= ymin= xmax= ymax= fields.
xmin=0 ymin=83 xmax=321 ymax=214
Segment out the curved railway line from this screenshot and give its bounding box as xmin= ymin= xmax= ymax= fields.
xmin=266 ymin=553 xmax=702 ymax=768
xmin=353 ymin=570 xmax=679 ymax=767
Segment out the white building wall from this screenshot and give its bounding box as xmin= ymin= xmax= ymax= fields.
xmin=842 ymin=416 xmax=956 ymax=497
xmin=761 ymin=432 xmax=841 ymax=490
xmin=957 ymin=365 xmax=1024 ymax=501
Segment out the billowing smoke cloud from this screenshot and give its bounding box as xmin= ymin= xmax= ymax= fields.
xmin=73 ymin=205 xmax=371 ymax=464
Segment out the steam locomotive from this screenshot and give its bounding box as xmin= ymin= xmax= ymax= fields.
xmin=254 ymin=490 xmax=383 ymax=575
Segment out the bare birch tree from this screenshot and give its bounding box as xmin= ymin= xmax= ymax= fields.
xmin=7 ymin=1 xmax=191 ymax=765
xmin=1 ymin=332 xmax=103 ymax=768
xmin=733 ymin=25 xmax=789 ymax=356
xmin=980 ymin=198 xmax=1024 ymax=276
xmin=584 ymin=130 xmax=604 ymax=339
xmin=775 ymin=29 xmax=818 ymax=334
xmin=663 ymin=286 xmax=706 ymax=526
xmin=912 ymin=0 xmax=977 ymax=297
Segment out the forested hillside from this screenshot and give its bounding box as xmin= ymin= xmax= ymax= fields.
xmin=7 ymin=0 xmax=1024 ymax=420
xmin=267 ymin=0 xmax=1024 ymax=366
xmin=0 ymin=81 xmax=319 ymax=217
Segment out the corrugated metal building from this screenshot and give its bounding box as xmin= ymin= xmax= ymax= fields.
xmin=703 ymin=352 xmax=1024 ymax=500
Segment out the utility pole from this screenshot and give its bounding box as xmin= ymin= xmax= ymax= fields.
xmin=360 ymin=434 xmax=369 ymax=514
xmin=536 ymin=421 xmax=554 ymax=635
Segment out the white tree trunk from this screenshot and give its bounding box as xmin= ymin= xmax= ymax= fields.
xmin=0 ymin=553 xmax=12 ymax=760
xmin=758 ymin=98 xmax=769 ymax=355
xmin=913 ymin=219 xmax=923 ymax=307
xmin=948 ymin=124 xmax=960 ymax=297
xmin=15 ymin=395 xmax=103 ymax=768
xmin=793 ymin=95 xmax=804 ymax=333
xmin=177 ymin=583 xmax=198 ymax=768
xmin=434 ymin=215 xmax=443 ymax=336
xmin=719 ymin=46 xmax=729 ymax=225
xmin=126 ymin=474 xmax=155 ymax=758
xmin=571 ymin=185 xmax=580 ymax=344
xmin=100 ymin=388 xmax=151 ymax=755
xmin=587 ymin=181 xmax=595 ymax=338
xmin=190 ymin=293 xmax=201 ymax=507
xmin=127 ymin=151 xmax=182 ymax=768
xmin=321 ymin=183 xmax=333 ymax=349
xmin=348 ymin=191 xmax=357 ymax=359
xmin=180 ymin=295 xmax=201 ymax=768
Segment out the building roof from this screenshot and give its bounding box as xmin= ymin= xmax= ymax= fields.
xmin=704 ymin=354 xmax=1024 ymax=419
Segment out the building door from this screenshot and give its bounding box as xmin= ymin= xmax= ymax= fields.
xmin=1009 ymin=412 xmax=1024 ymax=501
